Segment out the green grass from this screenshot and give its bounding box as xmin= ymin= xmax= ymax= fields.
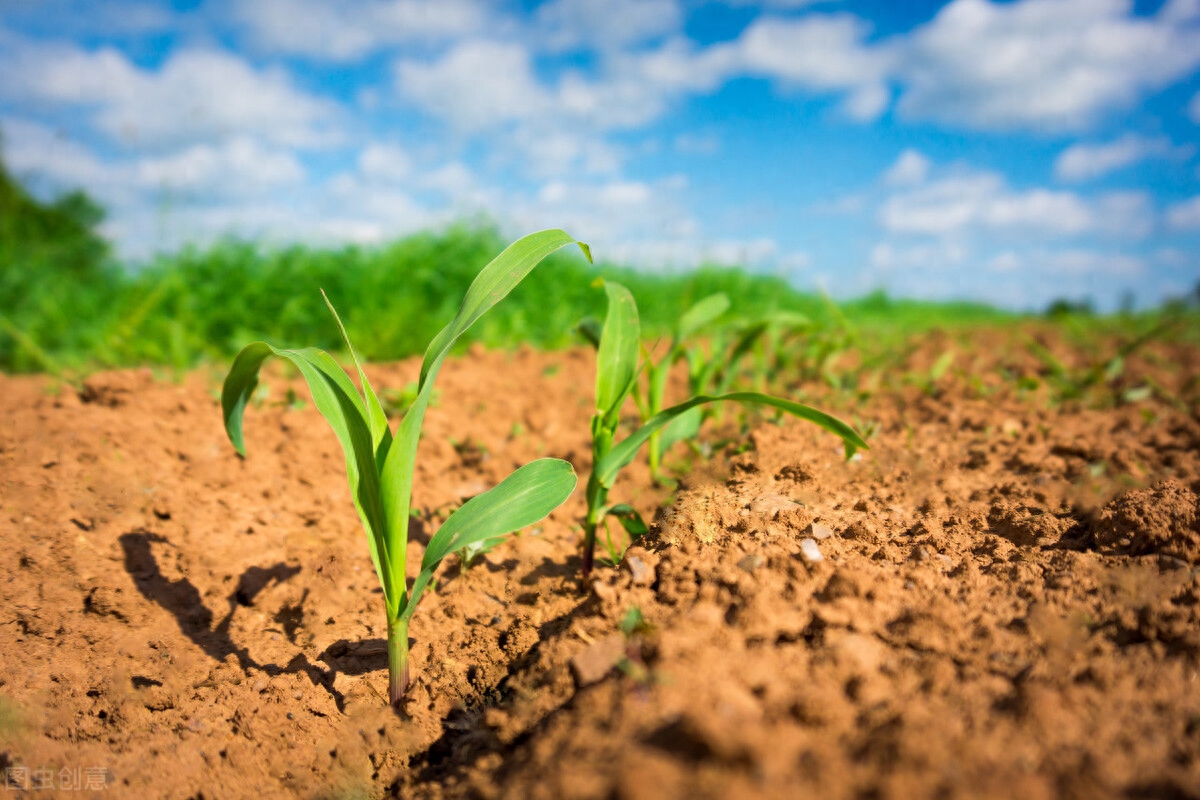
xmin=0 ymin=222 xmax=1023 ymax=375
xmin=2 ymin=159 xmax=1196 ymax=376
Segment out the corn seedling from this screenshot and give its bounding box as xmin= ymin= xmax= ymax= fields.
xmin=650 ymin=309 xmax=817 ymax=474
xmin=1024 ymin=316 xmax=1176 ymax=406
xmin=222 ymin=230 xmax=589 ymax=709
xmin=631 ymin=292 xmax=730 ymax=481
xmin=579 ymin=281 xmax=869 ymax=578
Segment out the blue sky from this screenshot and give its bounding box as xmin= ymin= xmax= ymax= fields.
xmin=2 ymin=0 xmax=1199 ymax=309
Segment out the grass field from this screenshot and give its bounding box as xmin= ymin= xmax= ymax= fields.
xmin=2 ymin=158 xmax=1196 ymax=378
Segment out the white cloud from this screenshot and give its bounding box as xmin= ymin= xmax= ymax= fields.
xmin=1054 ymin=134 xmax=1192 ymax=181
xmin=0 ymin=0 xmax=182 ymax=36
xmin=883 ymin=149 xmax=930 ymax=186
xmin=717 ymin=0 xmax=837 ymax=7
xmin=870 ymin=240 xmax=969 ymax=270
xmin=534 ymin=0 xmax=681 ymax=52
xmin=416 ymin=162 xmax=479 ymax=199
xmin=1 ymin=117 xmax=129 ymax=199
xmin=734 ymin=15 xmax=893 ymax=120
xmin=651 ymin=0 xmax=1200 ymax=132
xmin=896 ymin=0 xmax=1200 ymax=132
xmin=879 ymin=166 xmax=1153 ymax=238
xmin=603 ymin=237 xmax=786 ymax=269
xmin=396 ymin=41 xmax=550 ymax=131
xmin=394 ymin=37 xmax=728 ymax=175
xmin=358 ymin=144 xmax=413 ymax=183
xmin=135 ymin=137 xmax=305 ymax=196
xmin=1092 ymin=191 xmax=1156 ymax=238
xmin=1039 ymin=249 xmax=1145 ymax=276
xmin=493 ymin=174 xmax=801 ymax=270
xmin=235 ymin=0 xmax=495 ymax=60
xmin=674 ymin=133 xmax=719 ymax=155
xmin=2 ymin=117 xmax=308 ymax=204
xmin=1166 ymin=195 xmax=1200 ymax=229
xmin=988 ymin=251 xmax=1023 ymax=272
xmin=0 ymin=41 xmax=340 ymax=148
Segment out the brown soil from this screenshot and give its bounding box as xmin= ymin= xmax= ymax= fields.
xmin=1 ymin=330 xmax=1199 ymax=799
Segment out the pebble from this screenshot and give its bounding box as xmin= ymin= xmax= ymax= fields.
xmin=624 ymin=555 xmax=653 ymax=585
xmin=569 ymin=634 xmax=626 ymax=686
xmin=737 ymin=553 xmax=765 ymax=572
xmin=807 ymin=522 xmax=834 ymax=540
xmin=798 ymin=538 xmax=824 ymax=563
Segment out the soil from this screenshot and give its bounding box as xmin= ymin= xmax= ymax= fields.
xmin=1 ymin=329 xmax=1199 ymax=799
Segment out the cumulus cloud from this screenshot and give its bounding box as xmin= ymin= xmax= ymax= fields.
xmin=733 ymin=14 xmax=893 ymax=120
xmin=136 ymin=137 xmax=305 ymax=196
xmin=235 ymin=0 xmax=495 ymax=60
xmin=880 ymin=172 xmax=1084 ymax=236
xmin=2 ymin=117 xmax=307 ymax=202
xmin=1 ymin=117 xmax=128 ymax=198
xmin=394 ymin=37 xmax=732 ymax=174
xmin=717 ymin=0 xmax=836 ymax=7
xmin=637 ymin=0 xmax=1200 ymax=133
xmin=870 ymin=240 xmax=969 ymax=270
xmin=0 ymin=40 xmax=340 ymax=148
xmin=534 ymin=0 xmax=681 ymax=52
xmin=883 ymin=149 xmax=931 ymax=186
xmin=1038 ymin=249 xmax=1146 ymax=276
xmin=396 ymin=41 xmax=550 ymax=132
xmin=895 ymin=0 xmax=1200 ymax=132
xmin=358 ymin=144 xmax=413 ymax=183
xmin=879 ymin=166 xmax=1153 ymax=239
xmin=1054 ymin=134 xmax=1192 ymax=181
xmin=1167 ymin=195 xmax=1200 ymax=229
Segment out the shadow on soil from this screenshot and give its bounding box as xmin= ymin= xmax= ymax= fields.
xmin=119 ymin=529 xmax=390 ymax=711
xmin=403 ymin=585 xmax=599 ymax=791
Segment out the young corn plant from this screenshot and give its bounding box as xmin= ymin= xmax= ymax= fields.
xmin=221 ymin=230 xmax=589 ymax=710
xmin=636 ymin=307 xmax=814 ymax=476
xmin=632 ymin=292 xmax=730 ymax=482
xmin=579 ymin=281 xmax=869 ymax=578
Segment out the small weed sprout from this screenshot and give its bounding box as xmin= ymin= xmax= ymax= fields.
xmin=222 ymin=230 xmax=590 ymax=709
xmin=578 ymin=280 xmax=869 ymax=578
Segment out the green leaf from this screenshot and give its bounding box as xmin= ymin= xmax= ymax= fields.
xmin=459 ymin=535 xmax=507 ymax=565
xmin=604 ymin=503 xmax=648 ymax=539
xmin=401 ymin=458 xmax=577 ymax=620
xmin=321 ymin=290 xmax=392 ymax=464
xmin=221 ymin=342 xmax=392 ymax=600
xmin=420 ymin=230 xmax=592 ymax=387
xmin=421 ymin=458 xmax=577 ymax=570
xmin=657 ymin=405 xmax=702 ymax=455
xmin=929 ymin=349 xmax=956 ymax=382
xmin=595 ymin=391 xmax=869 ymax=489
xmin=381 ymin=230 xmax=589 ymax=616
xmin=764 ymin=310 xmax=811 ymax=329
xmin=595 ymin=281 xmax=641 ymax=420
xmin=725 ymin=320 xmax=771 ymax=369
xmin=576 ymin=316 xmax=603 ymax=350
xmin=675 ymin=293 xmax=729 ymax=341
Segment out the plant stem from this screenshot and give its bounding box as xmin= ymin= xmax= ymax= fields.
xmin=647 ymin=429 xmax=662 ymax=481
xmin=387 ymin=616 xmax=410 ymax=710
xmin=581 ymin=472 xmax=606 ymax=581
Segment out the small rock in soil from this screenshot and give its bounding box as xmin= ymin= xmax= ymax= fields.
xmin=807 ymin=521 xmax=834 ymax=540
xmin=570 ymin=634 xmax=626 ymax=687
xmin=799 ymin=538 xmax=824 ymax=564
